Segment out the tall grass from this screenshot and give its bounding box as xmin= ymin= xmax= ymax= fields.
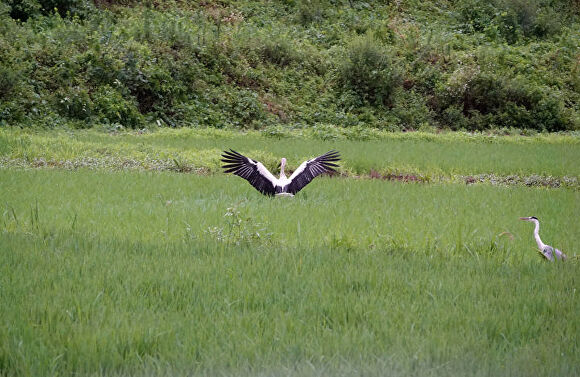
xmin=1 ymin=169 xmax=578 ymax=253
xmin=1 ymin=169 xmax=578 ymax=376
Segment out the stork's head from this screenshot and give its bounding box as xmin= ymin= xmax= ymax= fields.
xmin=520 ymin=216 xmax=539 ymax=222
xmin=280 ymin=157 xmax=287 ymax=170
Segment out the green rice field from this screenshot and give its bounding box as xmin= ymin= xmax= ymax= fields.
xmin=1 ymin=129 xmax=579 ymax=376
xmin=1 ymin=128 xmax=580 ymax=180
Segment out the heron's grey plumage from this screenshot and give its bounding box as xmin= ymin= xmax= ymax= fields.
xmin=539 ymin=245 xmax=566 ymax=262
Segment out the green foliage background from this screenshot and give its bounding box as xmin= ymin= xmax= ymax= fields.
xmin=0 ymin=0 xmax=579 ymax=131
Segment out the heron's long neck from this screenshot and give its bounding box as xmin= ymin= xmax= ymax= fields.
xmin=533 ymin=220 xmax=545 ymax=249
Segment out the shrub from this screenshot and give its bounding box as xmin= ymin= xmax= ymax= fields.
xmin=55 ymin=86 xmax=92 ymax=120
xmin=456 ymin=0 xmax=496 ymax=33
xmin=4 ymin=0 xmax=92 ymax=20
xmin=532 ymin=7 xmax=563 ymax=37
xmin=82 ymin=49 xmax=123 ymax=87
xmin=439 ymin=105 xmax=469 ymax=131
xmin=389 ymin=89 xmax=435 ymax=131
xmin=295 ymin=0 xmax=327 ymax=25
xmin=261 ymin=35 xmax=299 ymax=67
xmin=37 ymin=0 xmax=93 ymax=17
xmin=336 ymin=34 xmax=401 ymax=107
xmin=0 ymin=64 xmax=19 ymax=99
xmin=230 ymin=29 xmax=312 ymax=70
xmin=434 ymin=67 xmax=574 ymax=131
xmin=220 ymin=88 xmax=267 ymax=128
xmin=91 ymin=85 xmax=144 ymax=128
xmin=456 ymin=0 xmax=564 ymax=43
xmin=4 ymin=0 xmax=40 ymax=20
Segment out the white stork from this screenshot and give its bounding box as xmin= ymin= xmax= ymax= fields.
xmin=221 ymin=149 xmax=340 ymax=196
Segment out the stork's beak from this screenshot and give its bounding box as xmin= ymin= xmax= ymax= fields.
xmin=519 ymin=217 xmax=530 ymax=221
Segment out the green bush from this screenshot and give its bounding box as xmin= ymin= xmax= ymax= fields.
xmin=456 ymin=0 xmax=496 ymax=34
xmin=4 ymin=0 xmax=40 ymax=20
xmin=38 ymin=0 xmax=92 ymax=17
xmin=55 ymin=86 xmax=92 ymax=120
xmin=219 ymin=88 xmax=268 ymax=128
xmin=92 ymin=85 xmax=144 ymax=128
xmin=456 ymin=0 xmax=564 ymax=43
xmin=336 ymin=35 xmax=401 ymax=107
xmin=295 ymin=0 xmax=327 ymax=25
xmin=0 ymin=64 xmax=19 ymax=99
xmin=389 ymin=88 xmax=434 ymax=131
xmin=439 ymin=105 xmax=469 ymax=131
xmin=3 ymin=0 xmax=91 ymax=20
xmin=434 ymin=67 xmax=574 ymax=131
xmin=261 ymin=35 xmax=300 ymax=67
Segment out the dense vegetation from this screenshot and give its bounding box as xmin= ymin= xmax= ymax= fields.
xmin=1 ymin=0 xmax=579 ymax=132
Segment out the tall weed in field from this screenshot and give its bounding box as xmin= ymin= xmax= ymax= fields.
xmin=206 ymin=203 xmax=273 ymax=247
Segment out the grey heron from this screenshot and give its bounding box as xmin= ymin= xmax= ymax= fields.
xmin=519 ymin=216 xmax=567 ymax=261
xmin=221 ymin=149 xmax=340 ymax=197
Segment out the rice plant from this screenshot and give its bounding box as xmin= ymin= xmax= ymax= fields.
xmin=1 ymin=168 xmax=578 ymax=376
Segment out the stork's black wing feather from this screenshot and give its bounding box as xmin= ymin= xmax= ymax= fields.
xmin=285 ymin=150 xmax=340 ymax=195
xmin=221 ymin=149 xmax=277 ymax=196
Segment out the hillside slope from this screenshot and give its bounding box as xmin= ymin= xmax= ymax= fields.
xmin=1 ymin=0 xmax=579 ymax=131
